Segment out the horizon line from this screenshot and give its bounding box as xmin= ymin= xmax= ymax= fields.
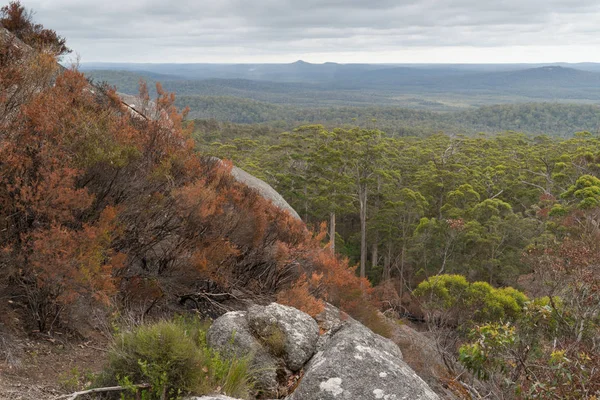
xmin=77 ymin=60 xmax=600 ymax=65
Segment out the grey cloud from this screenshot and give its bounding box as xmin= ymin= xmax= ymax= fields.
xmin=21 ymin=0 xmax=600 ymax=62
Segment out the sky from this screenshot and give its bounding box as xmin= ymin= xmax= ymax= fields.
xmin=20 ymin=0 xmax=600 ymax=64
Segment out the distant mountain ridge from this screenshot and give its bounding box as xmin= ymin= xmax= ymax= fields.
xmin=81 ymin=60 xmax=600 ymax=82
xmin=83 ymin=60 xmax=600 ymax=135
xmin=85 ymin=62 xmax=600 ymax=107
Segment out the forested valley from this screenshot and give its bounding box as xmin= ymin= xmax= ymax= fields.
xmin=1 ymin=2 xmax=599 ymax=399
xmin=87 ymin=69 xmax=600 ymax=136
xmin=199 ymin=124 xmax=600 ymax=285
xmin=199 ymin=125 xmax=600 ymax=399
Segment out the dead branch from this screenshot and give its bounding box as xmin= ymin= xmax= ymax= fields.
xmin=521 ymin=180 xmax=550 ymax=194
xmin=489 ymin=189 xmax=504 ymax=200
xmin=55 ymin=383 xmax=151 ymax=400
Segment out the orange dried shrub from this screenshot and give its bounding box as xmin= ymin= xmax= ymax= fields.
xmin=1 ymin=69 xmax=96 ymax=229
xmin=121 ymin=276 xmax=164 ymax=311
xmin=0 ymin=47 xmax=59 ymax=123
xmin=190 ymin=240 xmax=241 ymax=287
xmin=1 ymin=5 xmax=387 ymax=333
xmin=277 ymin=273 xmax=324 ymax=317
xmin=27 ymin=207 xmax=122 ymax=329
xmin=15 ymin=161 xmax=94 ymax=222
xmin=270 ymin=222 xmax=389 ymax=334
xmin=1 ymin=1 xmax=70 ymax=55
xmin=312 ymin=250 xmax=391 ymax=336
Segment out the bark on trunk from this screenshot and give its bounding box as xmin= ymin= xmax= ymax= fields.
xmin=304 ymin=183 xmax=309 ymax=221
xmin=383 ymin=243 xmax=391 ymax=281
xmin=329 ymin=211 xmax=336 ymax=254
xmin=399 ymin=244 xmax=406 ymax=301
xmin=371 ymin=241 xmax=378 ymax=272
xmin=359 ymin=186 xmax=368 ymax=282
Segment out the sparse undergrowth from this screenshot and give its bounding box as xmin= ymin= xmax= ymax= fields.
xmin=255 ymin=324 xmax=287 ymax=358
xmin=96 ymin=317 xmax=253 ymax=400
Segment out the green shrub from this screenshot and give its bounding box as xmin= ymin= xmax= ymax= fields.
xmin=413 ymin=274 xmax=469 ymax=310
xmin=414 ymin=274 xmax=528 ymax=325
xmin=98 ymin=318 xmax=252 ymax=400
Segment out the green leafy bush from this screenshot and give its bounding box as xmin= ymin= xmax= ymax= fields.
xmin=413 ymin=274 xmax=528 ymax=325
xmin=98 ymin=318 xmax=252 ymax=400
xmin=413 ymin=274 xmax=469 ymax=310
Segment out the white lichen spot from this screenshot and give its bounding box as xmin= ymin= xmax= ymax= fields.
xmin=379 ymin=372 xmax=388 ymax=378
xmin=320 ymin=377 xmax=343 ymax=396
xmin=373 ymin=389 xmax=399 ymax=399
xmin=356 ymin=345 xmax=370 ymax=353
xmin=228 ymin=311 xmax=246 ymax=318
xmin=354 ymin=354 xmax=364 ymax=360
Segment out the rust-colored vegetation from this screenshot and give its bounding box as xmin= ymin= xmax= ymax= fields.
xmin=0 ymin=2 xmax=379 ymax=334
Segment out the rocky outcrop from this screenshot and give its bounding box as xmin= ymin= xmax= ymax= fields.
xmin=207 ymin=303 xmax=439 ymax=400
xmin=205 ymin=157 xmax=301 ymax=221
xmin=229 ymin=165 xmax=301 ymax=220
xmin=206 ymin=311 xmax=279 ymax=396
xmin=117 ymin=92 xmax=156 ymax=119
xmin=288 ymin=318 xmax=438 ymax=400
xmin=206 ymin=303 xmax=320 ymax=397
xmin=247 ymin=303 xmax=319 ymax=371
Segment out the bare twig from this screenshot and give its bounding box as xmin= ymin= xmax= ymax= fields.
xmin=55 ymin=384 xmax=151 ymax=400
xmin=521 ymin=180 xmax=550 ymax=194
xmin=489 ymin=189 xmax=504 ymax=200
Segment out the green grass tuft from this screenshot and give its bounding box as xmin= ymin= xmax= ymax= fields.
xmin=97 ymin=316 xmax=253 ymax=400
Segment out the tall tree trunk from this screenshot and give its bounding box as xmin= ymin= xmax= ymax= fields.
xmin=304 ymin=183 xmax=309 ymax=221
xmin=371 ymin=241 xmax=378 ymax=273
xmin=383 ymin=242 xmax=391 ymax=281
xmin=359 ymin=185 xmax=368 ymax=282
xmin=329 ymin=211 xmax=336 ymax=254
xmin=399 ymin=243 xmax=406 ymax=301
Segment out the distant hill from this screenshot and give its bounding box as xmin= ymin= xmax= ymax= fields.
xmin=85 ymin=62 xmax=600 ymax=108
xmin=82 ymin=61 xmax=382 ymax=83
xmin=440 ymin=66 xmax=600 ymax=98
xmin=335 ymin=66 xmax=600 ymax=99
xmin=81 ymin=61 xmax=600 ymax=83
xmin=85 ymin=62 xmax=600 ymax=136
xmin=86 ymin=71 xmax=418 ymax=107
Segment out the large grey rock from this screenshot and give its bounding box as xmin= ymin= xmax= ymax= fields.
xmin=229 ymin=164 xmax=301 ymax=220
xmin=117 ymin=92 xmax=156 ymax=119
xmin=313 ymin=303 xmax=402 ymax=360
xmin=315 ymin=303 xmax=346 ymax=333
xmin=287 ymin=320 xmax=439 ymax=400
xmin=313 ymin=303 xmax=347 ymax=352
xmin=247 ymin=303 xmax=319 ymax=371
xmin=206 ymin=311 xmax=278 ymax=396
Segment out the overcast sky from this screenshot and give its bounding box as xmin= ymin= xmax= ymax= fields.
xmin=22 ymin=0 xmax=600 ymax=64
